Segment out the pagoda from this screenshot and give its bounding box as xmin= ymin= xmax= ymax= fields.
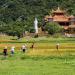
xmin=44 ymin=7 xmax=75 ymax=36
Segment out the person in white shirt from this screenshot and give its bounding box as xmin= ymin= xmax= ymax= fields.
xmin=21 ymin=45 xmax=26 ymax=53
xmin=11 ymin=46 xmax=15 ymax=55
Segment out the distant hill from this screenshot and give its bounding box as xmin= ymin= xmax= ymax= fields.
xmin=0 ymin=0 xmax=75 ymax=38
xmin=0 ymin=0 xmax=75 ymax=23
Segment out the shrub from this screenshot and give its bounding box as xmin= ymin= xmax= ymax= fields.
xmin=45 ymin=22 xmax=62 ymax=35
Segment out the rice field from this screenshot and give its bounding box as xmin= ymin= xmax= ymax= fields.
xmin=0 ymin=36 xmax=75 ymax=75
xmin=0 ymin=42 xmax=75 ymax=56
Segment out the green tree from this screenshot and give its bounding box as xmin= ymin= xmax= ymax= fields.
xmin=7 ymin=21 xmax=29 ymax=39
xmin=0 ymin=0 xmax=75 ymax=38
xmin=45 ymin=22 xmax=62 ymax=35
xmin=0 ymin=21 xmax=7 ymax=33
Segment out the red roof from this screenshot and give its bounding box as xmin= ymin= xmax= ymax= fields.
xmin=69 ymin=15 xmax=75 ymax=18
xmin=64 ymin=26 xmax=69 ymax=29
xmin=53 ymin=15 xmax=69 ymax=22
xmin=53 ymin=7 xmax=65 ymax=13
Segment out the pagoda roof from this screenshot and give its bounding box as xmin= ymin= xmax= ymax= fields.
xmin=52 ymin=7 xmax=65 ymax=13
xmin=48 ymin=15 xmax=53 ymax=18
xmin=44 ymin=15 xmax=53 ymax=21
xmin=69 ymin=15 xmax=75 ymax=18
xmin=69 ymin=25 xmax=75 ymax=28
xmin=45 ymin=15 xmax=53 ymax=18
xmin=63 ymin=26 xmax=69 ymax=30
xmin=53 ymin=15 xmax=69 ymax=22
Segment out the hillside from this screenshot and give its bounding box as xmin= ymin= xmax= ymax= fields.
xmin=0 ymin=0 xmax=75 ymax=37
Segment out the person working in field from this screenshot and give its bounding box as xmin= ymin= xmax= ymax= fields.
xmin=30 ymin=42 xmax=35 ymax=49
xmin=21 ymin=45 xmax=27 ymax=53
xmin=3 ymin=46 xmax=8 ymax=56
xmin=56 ymin=43 xmax=59 ymax=50
xmin=10 ymin=46 xmax=15 ymax=55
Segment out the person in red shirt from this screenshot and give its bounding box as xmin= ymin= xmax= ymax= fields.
xmin=30 ymin=42 xmax=35 ymax=49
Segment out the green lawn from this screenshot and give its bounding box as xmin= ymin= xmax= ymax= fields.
xmin=0 ymin=55 xmax=75 ymax=75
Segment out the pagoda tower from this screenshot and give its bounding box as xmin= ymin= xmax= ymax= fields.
xmin=45 ymin=7 xmax=69 ymax=30
xmin=44 ymin=7 xmax=75 ymax=36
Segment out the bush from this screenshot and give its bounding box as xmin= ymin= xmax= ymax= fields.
xmin=45 ymin=22 xmax=62 ymax=35
xmin=29 ymin=28 xmax=35 ymax=33
xmin=53 ymin=33 xmax=62 ymax=38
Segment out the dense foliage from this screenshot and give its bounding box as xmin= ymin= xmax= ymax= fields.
xmin=0 ymin=0 xmax=75 ymax=38
xmin=45 ymin=22 xmax=62 ymax=35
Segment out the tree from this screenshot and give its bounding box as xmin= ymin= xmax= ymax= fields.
xmin=7 ymin=20 xmax=29 ymax=39
xmin=0 ymin=0 xmax=75 ymax=38
xmin=45 ymin=22 xmax=62 ymax=35
xmin=0 ymin=21 xmax=7 ymax=33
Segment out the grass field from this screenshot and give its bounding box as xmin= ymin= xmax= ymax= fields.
xmin=0 ymin=36 xmax=75 ymax=75
xmin=0 ymin=55 xmax=75 ymax=75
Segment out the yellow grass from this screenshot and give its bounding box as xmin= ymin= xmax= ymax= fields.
xmin=0 ymin=43 xmax=75 ymax=56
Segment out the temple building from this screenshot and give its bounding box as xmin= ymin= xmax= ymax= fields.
xmin=44 ymin=7 xmax=75 ymax=37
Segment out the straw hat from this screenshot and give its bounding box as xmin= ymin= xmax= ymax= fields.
xmin=5 ymin=46 xmax=7 ymax=49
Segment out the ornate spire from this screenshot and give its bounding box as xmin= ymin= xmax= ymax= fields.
xmin=57 ymin=7 xmax=60 ymax=10
xmin=69 ymin=15 xmax=75 ymax=18
xmin=52 ymin=7 xmax=65 ymax=14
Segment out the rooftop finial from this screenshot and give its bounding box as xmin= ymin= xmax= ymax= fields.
xmin=52 ymin=9 xmax=54 ymax=13
xmin=57 ymin=7 xmax=60 ymax=10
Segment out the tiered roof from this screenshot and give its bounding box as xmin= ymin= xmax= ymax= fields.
xmin=69 ymin=15 xmax=75 ymax=18
xmin=53 ymin=15 xmax=68 ymax=22
xmin=52 ymin=7 xmax=65 ymax=14
xmin=45 ymin=7 xmax=75 ymax=22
